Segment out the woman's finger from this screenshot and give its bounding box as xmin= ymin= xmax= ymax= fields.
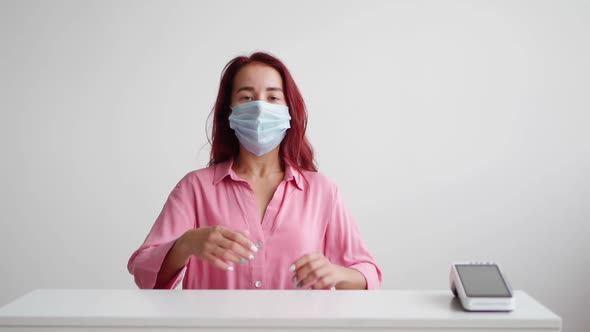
xmin=295 ymin=256 xmax=326 ymax=280
xmin=299 ymin=264 xmax=332 ymax=289
xmin=213 ymin=245 xmax=242 ymax=264
xmin=202 ymin=252 xmax=234 ymax=272
xmin=219 ymin=227 xmax=258 ymax=254
xmin=290 ymin=253 xmax=322 ymax=273
xmin=311 ymin=273 xmax=336 ymax=290
xmin=294 ymin=257 xmax=327 ymax=287
xmin=216 ymin=235 xmax=255 ymax=262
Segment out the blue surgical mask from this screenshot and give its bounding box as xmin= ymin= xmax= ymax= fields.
xmin=229 ymin=101 xmax=291 ymax=156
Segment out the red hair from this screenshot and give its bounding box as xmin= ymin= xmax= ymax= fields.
xmin=207 ymin=52 xmax=317 ymax=172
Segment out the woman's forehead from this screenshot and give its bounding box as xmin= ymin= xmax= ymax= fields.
xmin=234 ymin=63 xmax=283 ymax=89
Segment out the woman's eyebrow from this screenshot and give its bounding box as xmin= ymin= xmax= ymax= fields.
xmin=235 ymin=86 xmax=283 ymax=93
xmin=236 ymin=86 xmax=255 ymax=93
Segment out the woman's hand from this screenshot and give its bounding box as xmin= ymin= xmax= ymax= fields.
xmin=178 ymin=226 xmax=258 ymax=271
xmin=290 ymin=253 xmax=345 ymax=289
xmin=290 ymin=253 xmax=368 ymax=290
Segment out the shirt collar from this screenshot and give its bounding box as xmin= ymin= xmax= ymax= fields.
xmin=284 ymin=161 xmax=305 ymax=191
xmin=213 ymin=158 xmax=304 ymax=191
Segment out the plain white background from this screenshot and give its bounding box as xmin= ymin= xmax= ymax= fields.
xmin=1 ymin=0 xmax=588 ymax=330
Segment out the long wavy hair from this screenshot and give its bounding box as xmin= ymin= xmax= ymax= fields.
xmin=207 ymin=52 xmax=317 ymax=172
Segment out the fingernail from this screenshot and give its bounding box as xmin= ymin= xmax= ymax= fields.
xmin=289 ymin=264 xmax=296 ymax=272
xmin=250 ymin=245 xmax=258 ymax=253
xmin=292 ymin=275 xmax=298 ymax=283
xmin=240 ymin=258 xmax=246 ymax=264
xmin=248 ymin=254 xmax=254 ymax=260
xmin=296 ymin=282 xmax=302 ymax=288
xmin=227 ymin=266 xmax=234 ymax=271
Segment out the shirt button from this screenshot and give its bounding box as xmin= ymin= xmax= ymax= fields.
xmin=255 ymin=280 xmax=263 ymax=288
xmin=256 ymin=240 xmax=263 ymax=249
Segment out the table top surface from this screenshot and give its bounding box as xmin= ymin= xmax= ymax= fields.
xmin=0 ymin=289 xmax=561 ymax=329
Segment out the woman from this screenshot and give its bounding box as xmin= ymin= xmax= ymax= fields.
xmin=127 ymin=52 xmax=381 ymax=290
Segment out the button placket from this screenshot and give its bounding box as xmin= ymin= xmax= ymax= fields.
xmin=267 ymin=181 xmax=298 ymax=234
xmin=230 ymin=179 xmax=256 ymax=231
xmin=250 ymin=237 xmax=264 ymax=288
xmin=260 ymin=183 xmax=285 ymax=230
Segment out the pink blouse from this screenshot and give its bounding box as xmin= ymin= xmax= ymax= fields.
xmin=127 ymin=159 xmax=382 ymax=290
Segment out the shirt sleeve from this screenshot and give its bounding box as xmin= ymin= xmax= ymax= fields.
xmin=127 ymin=174 xmax=197 ymax=289
xmin=323 ymin=186 xmax=382 ymax=290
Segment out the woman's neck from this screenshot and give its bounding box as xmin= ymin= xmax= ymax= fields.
xmin=232 ymin=147 xmax=284 ymax=178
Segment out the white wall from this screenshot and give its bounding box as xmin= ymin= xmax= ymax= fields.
xmin=1 ymin=0 xmax=588 ymax=330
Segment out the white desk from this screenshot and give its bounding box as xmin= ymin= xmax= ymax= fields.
xmin=0 ymin=289 xmax=561 ymax=331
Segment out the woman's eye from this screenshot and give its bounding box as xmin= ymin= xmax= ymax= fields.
xmin=269 ymin=96 xmax=280 ymax=101
xmin=241 ymin=96 xmax=252 ymax=101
